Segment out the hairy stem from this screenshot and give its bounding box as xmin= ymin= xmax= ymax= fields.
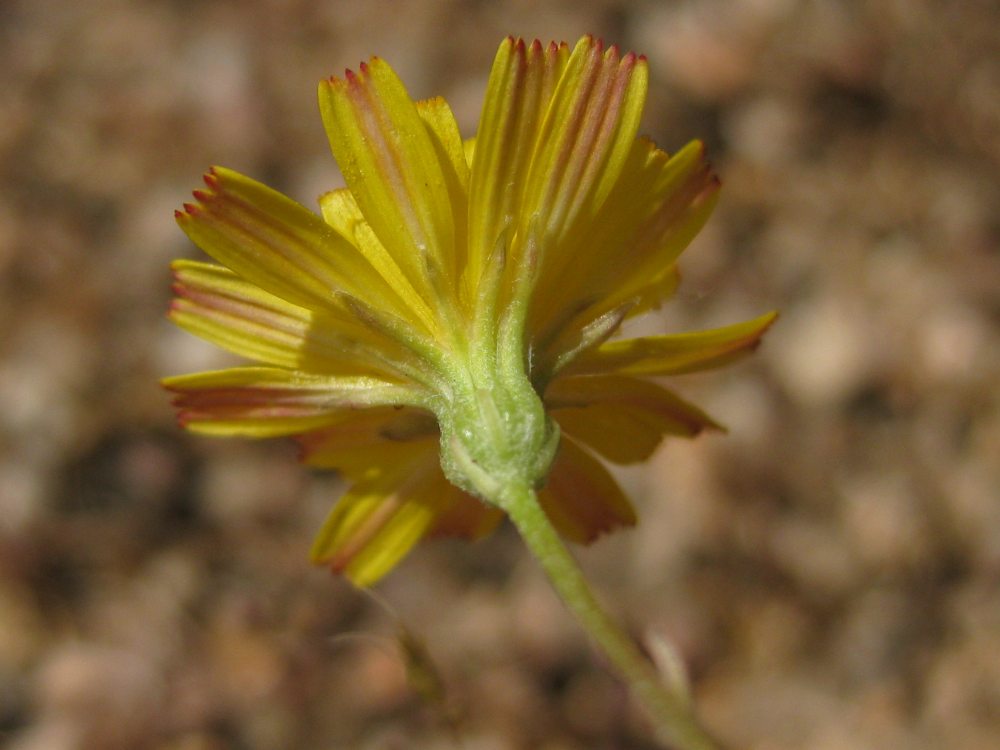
xmin=495 ymin=482 xmax=721 ymax=750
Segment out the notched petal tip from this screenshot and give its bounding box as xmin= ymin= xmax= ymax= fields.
xmin=319 ymin=68 xmax=362 ymax=92
xmin=203 ymin=167 xmax=221 ymax=188
xmin=178 ymin=186 xmax=221 ymax=224
xmin=186 ymin=168 xmax=228 ymax=210
xmin=573 ymin=33 xmax=618 ymax=60
xmin=177 ymin=202 xmax=199 ymax=219
xmin=506 ymin=35 xmax=574 ymax=59
xmin=337 ymin=56 xmax=385 ymax=87
xmin=168 ymin=281 xmax=185 ymax=299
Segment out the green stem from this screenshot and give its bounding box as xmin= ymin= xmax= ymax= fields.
xmin=495 ymin=481 xmax=721 ymax=750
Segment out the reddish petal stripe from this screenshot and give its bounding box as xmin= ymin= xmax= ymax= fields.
xmin=319 ymin=58 xmax=456 ymax=307
xmin=176 ymin=167 xmax=414 ymax=327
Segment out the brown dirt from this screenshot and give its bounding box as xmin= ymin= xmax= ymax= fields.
xmin=1 ymin=1 xmax=998 ymax=748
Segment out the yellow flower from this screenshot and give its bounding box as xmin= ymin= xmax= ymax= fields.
xmin=164 ymin=36 xmax=776 ymax=587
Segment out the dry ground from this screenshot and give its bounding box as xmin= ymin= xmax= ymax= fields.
xmin=1 ymin=1 xmax=998 ymax=748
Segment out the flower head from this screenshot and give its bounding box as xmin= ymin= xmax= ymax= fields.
xmin=165 ymin=36 xmax=776 ymax=586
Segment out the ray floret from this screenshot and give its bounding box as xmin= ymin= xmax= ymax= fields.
xmin=165 ymin=35 xmax=775 ymax=750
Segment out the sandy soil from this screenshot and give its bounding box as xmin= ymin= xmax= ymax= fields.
xmin=1 ymin=1 xmax=998 ymax=748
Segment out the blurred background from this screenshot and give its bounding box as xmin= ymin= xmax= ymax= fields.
xmin=1 ymin=0 xmax=998 ymax=748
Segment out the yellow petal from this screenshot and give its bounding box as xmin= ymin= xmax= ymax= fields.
xmin=529 ymin=137 xmax=662 ymax=333
xmin=301 ymin=407 xmax=501 ymax=547
xmin=295 ymin=407 xmax=439 ymax=480
xmin=627 ymin=265 xmax=681 ymax=319
xmin=547 ymin=375 xmax=723 ymax=463
xmin=162 ymin=367 xmax=421 ymax=437
xmin=176 ymin=167 xmax=411 ymax=324
xmin=532 ymin=139 xmax=718 ymax=355
xmin=169 ymin=260 xmax=412 ymax=377
xmin=600 ymin=147 xmax=719 ymax=311
xmin=309 ymin=444 xmax=463 ymax=586
xmin=416 ymin=97 xmax=470 ymax=202
xmin=568 ymin=311 xmax=779 ymax=377
xmin=319 ymin=58 xmax=456 ymax=302
xmin=464 ymin=37 xmax=569 ymax=307
xmin=538 ymin=436 xmax=636 ymax=543
xmin=520 ymin=36 xmax=647 ymax=253
xmin=309 ymin=446 xmax=438 ymax=585
xmin=417 ymin=97 xmax=470 ymax=292
xmin=463 ymin=137 xmax=476 ymax=170
xmin=317 ymin=188 xmax=438 ymax=334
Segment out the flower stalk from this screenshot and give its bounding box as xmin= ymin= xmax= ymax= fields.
xmin=494 ymin=480 xmax=720 ymax=750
